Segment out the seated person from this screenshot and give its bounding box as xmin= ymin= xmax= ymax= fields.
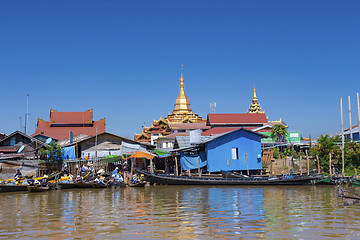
xmin=41 ymin=175 xmax=49 ymax=187
xmin=14 ymin=169 xmax=22 ymax=180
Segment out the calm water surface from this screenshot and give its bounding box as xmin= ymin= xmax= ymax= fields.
xmin=0 ymin=185 xmax=359 ymax=239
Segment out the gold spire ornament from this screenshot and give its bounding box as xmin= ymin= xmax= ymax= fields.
xmin=172 ymin=65 xmax=193 ymax=114
xmin=248 ymin=88 xmax=264 ymax=113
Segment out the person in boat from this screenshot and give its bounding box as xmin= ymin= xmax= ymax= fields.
xmin=75 ymin=174 xmax=82 ymax=182
xmin=14 ymin=169 xmax=22 ymax=180
xmin=62 ymin=162 xmax=68 ymax=176
xmin=41 ymin=175 xmax=49 ymax=187
xmin=131 ymin=173 xmax=140 ymax=183
xmin=80 ymin=164 xmax=89 ymax=176
xmin=122 ymin=161 xmax=130 ymax=184
xmin=89 ymin=163 xmax=95 ymax=176
xmin=34 ymin=179 xmax=40 ymax=185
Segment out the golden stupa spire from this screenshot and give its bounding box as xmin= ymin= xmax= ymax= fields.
xmin=248 ymin=87 xmax=264 ymax=113
xmin=172 ymin=65 xmax=193 ymax=114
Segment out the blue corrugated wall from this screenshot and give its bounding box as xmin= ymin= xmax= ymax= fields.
xmin=205 ymin=129 xmax=262 ymax=172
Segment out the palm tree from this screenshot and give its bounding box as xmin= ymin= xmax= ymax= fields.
xmin=271 ymin=124 xmax=288 ymax=143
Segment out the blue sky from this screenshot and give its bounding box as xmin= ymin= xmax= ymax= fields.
xmin=1 ymin=0 xmax=359 ymax=139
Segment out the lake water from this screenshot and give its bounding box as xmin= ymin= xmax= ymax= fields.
xmin=0 ymin=185 xmax=359 ymax=239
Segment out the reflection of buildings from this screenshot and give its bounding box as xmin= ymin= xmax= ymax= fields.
xmin=135 ymin=68 xmax=206 ymax=145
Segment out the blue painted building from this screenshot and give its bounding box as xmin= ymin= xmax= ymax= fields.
xmin=204 ymin=128 xmax=265 ymax=173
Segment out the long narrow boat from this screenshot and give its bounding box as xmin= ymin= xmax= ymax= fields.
xmin=128 ymin=182 xmax=146 ymax=187
xmin=91 ymin=182 xmax=107 ymax=188
xmin=0 ymin=184 xmax=29 ymax=193
xmin=27 ymin=185 xmax=51 ymax=192
xmin=75 ymin=181 xmax=93 ymax=188
xmin=58 ymin=182 xmax=78 ymax=189
xmin=139 ymin=171 xmax=319 ymax=185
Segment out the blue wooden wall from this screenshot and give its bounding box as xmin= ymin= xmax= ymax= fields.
xmin=205 ymin=129 xmax=262 ymax=172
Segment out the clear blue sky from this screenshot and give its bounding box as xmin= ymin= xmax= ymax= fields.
xmin=1 ymin=0 xmax=359 ymax=139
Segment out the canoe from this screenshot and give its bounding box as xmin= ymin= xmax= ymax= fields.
xmin=75 ymin=182 xmax=93 ymax=188
xmin=58 ymin=182 xmax=78 ymax=189
xmin=129 ymin=182 xmax=146 ymax=187
xmin=91 ymin=182 xmax=107 ymax=188
xmin=139 ymin=171 xmax=319 ymax=185
xmin=27 ymin=185 xmax=51 ymax=192
xmin=0 ymin=184 xmax=29 ymax=193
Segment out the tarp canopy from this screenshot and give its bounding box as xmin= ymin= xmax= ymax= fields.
xmin=158 ymin=153 xmax=175 ymax=158
xmin=180 ymin=152 xmax=207 ymax=171
xmin=62 ymin=146 xmax=75 ymax=160
xmin=102 ymin=155 xmax=122 ymax=163
xmin=153 ymin=149 xmax=169 ymax=156
xmin=129 ymin=150 xmax=156 ymax=160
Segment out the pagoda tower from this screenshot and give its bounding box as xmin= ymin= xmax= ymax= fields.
xmin=248 ymin=88 xmax=264 ymax=113
xmin=165 ymin=66 xmax=204 ymax=123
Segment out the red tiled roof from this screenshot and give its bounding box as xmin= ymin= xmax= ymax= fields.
xmin=207 ymin=113 xmax=268 ymax=125
xmin=169 ymin=122 xmax=210 ymax=130
xmin=33 ymin=118 xmax=105 ymax=141
xmin=50 ymin=111 xmax=93 ymax=124
xmin=201 ymin=127 xmax=240 ymax=136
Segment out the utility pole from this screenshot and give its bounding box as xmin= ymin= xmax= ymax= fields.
xmin=25 ymin=94 xmax=29 ymax=135
xmin=340 ymin=98 xmax=345 ymax=176
xmin=348 ymin=96 xmax=353 ymax=140
xmin=357 ymin=93 xmax=360 ymax=137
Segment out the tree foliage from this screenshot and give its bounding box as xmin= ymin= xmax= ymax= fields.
xmin=40 ymin=142 xmax=64 ymax=164
xmin=271 ymin=124 xmax=288 ymax=143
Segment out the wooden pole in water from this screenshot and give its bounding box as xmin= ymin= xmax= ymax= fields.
xmin=316 ymin=155 xmax=320 ymax=174
xmin=269 ymin=159 xmax=273 ymax=176
xmin=245 ymin=151 xmax=249 ymax=175
xmin=198 ymin=156 xmax=201 ymax=177
xmin=299 ymin=154 xmax=303 ymax=175
xmin=175 ymin=156 xmax=178 ymax=176
xmin=329 ymin=152 xmax=332 ymax=176
xmin=305 ymin=149 xmax=310 ymax=175
xmin=131 ymin=158 xmax=134 ymax=176
xmin=340 ymin=97 xmax=345 ymax=176
xmin=150 ymin=153 xmax=153 ymax=174
xmin=349 ymin=96 xmax=353 ymax=140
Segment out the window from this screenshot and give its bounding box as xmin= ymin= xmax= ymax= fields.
xmin=162 ymin=142 xmax=167 ymax=148
xmin=231 ymin=147 xmax=239 ymax=160
xmin=179 ymin=130 xmax=186 ymax=133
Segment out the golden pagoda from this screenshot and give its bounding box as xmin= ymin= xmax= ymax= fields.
xmin=165 ymin=66 xmax=204 ymax=123
xmin=248 ymin=88 xmax=264 ymax=113
xmin=135 ymin=66 xmax=204 ymax=143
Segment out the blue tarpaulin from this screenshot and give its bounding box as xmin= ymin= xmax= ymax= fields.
xmin=180 ymin=152 xmax=207 ymax=171
xmin=62 ymin=146 xmax=75 ymax=160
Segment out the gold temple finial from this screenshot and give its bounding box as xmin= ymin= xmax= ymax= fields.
xmin=248 ymin=88 xmax=264 ymax=113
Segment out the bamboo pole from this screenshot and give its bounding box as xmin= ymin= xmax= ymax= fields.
xmin=198 ymin=156 xmax=201 ymax=177
xmin=316 ymin=155 xmax=320 ymax=174
xmin=175 ymin=156 xmax=178 ymax=176
xmin=269 ymin=160 xmax=273 ymax=177
xmin=349 ymin=96 xmax=353 ymax=140
xmin=299 ymin=155 xmax=303 ymax=175
xmin=150 ymin=154 xmax=153 ymax=173
xmin=245 ymin=151 xmax=249 ymax=175
xmin=305 ymin=149 xmax=310 ymax=175
xmin=329 ymin=153 xmax=332 ymax=176
xmin=340 ymin=97 xmax=345 ymax=176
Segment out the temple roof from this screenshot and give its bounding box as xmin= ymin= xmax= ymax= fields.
xmin=50 ymin=109 xmax=93 ymax=124
xmin=248 ymin=88 xmax=264 ymax=113
xmin=207 ymin=113 xmax=268 ymax=125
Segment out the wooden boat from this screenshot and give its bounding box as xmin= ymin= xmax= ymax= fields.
xmin=91 ymin=182 xmax=107 ymax=188
xmin=58 ymin=182 xmax=78 ymax=189
xmin=0 ymin=184 xmax=29 ymax=193
xmin=75 ymin=181 xmax=93 ymax=188
xmin=128 ymin=182 xmax=146 ymax=187
xmin=139 ymin=171 xmax=319 ymax=185
xmin=27 ymin=185 xmax=51 ymax=192
xmin=338 ymin=184 xmax=360 ymax=206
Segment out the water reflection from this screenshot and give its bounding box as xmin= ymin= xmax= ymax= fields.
xmin=0 ymin=186 xmax=359 ymax=239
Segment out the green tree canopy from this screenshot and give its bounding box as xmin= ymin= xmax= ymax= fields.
xmin=271 ymin=124 xmax=288 ymax=143
xmin=40 ymin=142 xmax=64 ymax=164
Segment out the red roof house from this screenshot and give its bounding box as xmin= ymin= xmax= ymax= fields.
xmin=32 ymin=109 xmax=105 ymax=141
